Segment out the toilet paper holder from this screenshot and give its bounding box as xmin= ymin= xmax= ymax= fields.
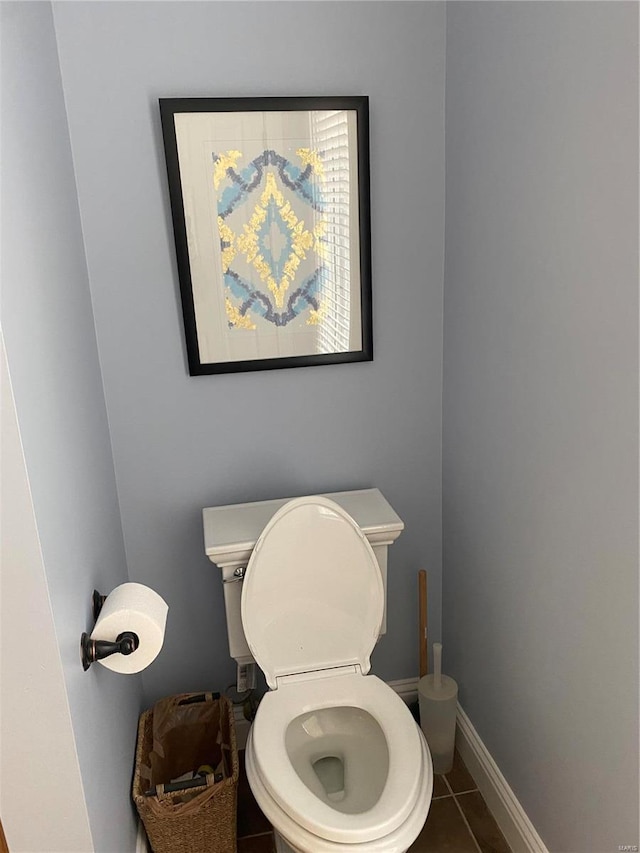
xmin=81 ymin=589 xmax=140 ymax=671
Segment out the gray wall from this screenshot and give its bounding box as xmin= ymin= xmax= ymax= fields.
xmin=52 ymin=1 xmax=446 ymax=704
xmin=8 ymin=5 xmax=633 ymax=850
xmin=443 ymin=3 xmax=639 ymax=851
xmin=1 ymin=4 xmax=143 ymax=851
xmin=1 ymin=339 xmax=93 ymax=853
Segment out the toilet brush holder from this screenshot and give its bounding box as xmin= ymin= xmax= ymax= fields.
xmin=418 ymin=643 xmax=458 ymax=774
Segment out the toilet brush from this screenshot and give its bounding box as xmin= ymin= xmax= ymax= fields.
xmin=418 ymin=643 xmax=458 ymax=774
xmin=433 ymin=642 xmax=442 ymax=689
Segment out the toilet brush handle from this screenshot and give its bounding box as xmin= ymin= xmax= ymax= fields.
xmin=433 ymin=642 xmax=442 ymax=689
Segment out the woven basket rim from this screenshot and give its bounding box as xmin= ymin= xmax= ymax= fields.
xmin=132 ymin=694 xmax=239 ymax=801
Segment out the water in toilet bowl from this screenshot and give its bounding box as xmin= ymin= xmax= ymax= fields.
xmin=285 ymin=706 xmax=389 ymax=814
xmin=313 ymin=755 xmax=345 ymax=801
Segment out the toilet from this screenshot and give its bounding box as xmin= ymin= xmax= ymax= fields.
xmin=237 ymin=495 xmax=434 ymax=853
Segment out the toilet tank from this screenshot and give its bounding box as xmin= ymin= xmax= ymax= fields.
xmin=203 ymin=489 xmax=404 ymax=667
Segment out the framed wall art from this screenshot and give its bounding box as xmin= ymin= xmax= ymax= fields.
xmin=159 ymin=96 xmax=372 ymax=375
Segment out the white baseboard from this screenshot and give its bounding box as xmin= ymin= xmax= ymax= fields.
xmin=389 ymin=678 xmax=547 ymax=853
xmin=390 ymin=678 xmax=548 ymax=853
xmin=455 ymin=703 xmax=549 ymax=853
xmin=135 ymin=819 xmax=149 ymax=853
xmin=387 ymin=676 xmax=420 ymax=704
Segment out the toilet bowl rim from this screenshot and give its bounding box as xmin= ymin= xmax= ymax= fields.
xmin=249 ymin=673 xmax=426 ymax=844
xmin=245 ymin=724 xmax=433 ymax=853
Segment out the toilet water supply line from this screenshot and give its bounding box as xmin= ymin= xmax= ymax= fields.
xmin=225 ymin=683 xmax=259 ymax=722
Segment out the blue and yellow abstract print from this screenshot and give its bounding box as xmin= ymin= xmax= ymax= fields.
xmin=212 ymin=148 xmax=328 ymax=330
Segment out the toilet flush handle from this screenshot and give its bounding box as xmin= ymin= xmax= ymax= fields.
xmin=223 ymin=567 xmax=245 ymax=584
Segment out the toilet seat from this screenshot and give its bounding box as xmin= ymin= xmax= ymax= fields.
xmin=250 ymin=672 xmax=425 ymax=844
xmin=241 ymin=496 xmax=384 ymax=689
xmin=241 ymin=496 xmax=432 ymax=850
xmin=246 ymin=724 xmax=433 ymax=853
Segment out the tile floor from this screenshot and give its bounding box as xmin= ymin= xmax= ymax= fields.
xmin=236 ymin=749 xmax=512 ymax=853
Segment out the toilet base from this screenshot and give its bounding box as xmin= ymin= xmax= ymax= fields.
xmin=273 ymin=820 xmax=416 ymax=853
xmin=274 ymin=830 xmax=298 ymax=853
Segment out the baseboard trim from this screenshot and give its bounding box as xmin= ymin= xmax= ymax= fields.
xmin=388 ymin=678 xmax=548 ymax=853
xmin=390 ymin=678 xmax=547 ymax=853
xmin=387 ymin=676 xmax=419 ymax=704
xmin=135 ymin=818 xmax=149 ymax=853
xmin=455 ymin=703 xmax=549 ymax=853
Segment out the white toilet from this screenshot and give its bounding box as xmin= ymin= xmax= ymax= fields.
xmin=237 ymin=496 xmax=433 ymax=853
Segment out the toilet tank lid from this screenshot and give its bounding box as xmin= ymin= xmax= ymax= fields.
xmin=203 ymin=488 xmax=404 ymax=566
xmin=241 ymin=496 xmax=384 ymax=689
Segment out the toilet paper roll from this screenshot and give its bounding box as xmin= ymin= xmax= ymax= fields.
xmin=90 ymin=582 xmax=168 ymax=674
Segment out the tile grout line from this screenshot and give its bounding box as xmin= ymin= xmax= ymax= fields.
xmin=441 ymin=774 xmax=483 ymax=853
xmin=452 ymin=795 xmax=483 ymax=853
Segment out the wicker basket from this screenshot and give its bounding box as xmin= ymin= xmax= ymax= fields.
xmin=132 ymin=693 xmax=238 ymax=853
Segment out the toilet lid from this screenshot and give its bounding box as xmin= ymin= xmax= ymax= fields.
xmin=241 ymin=496 xmax=384 ymax=689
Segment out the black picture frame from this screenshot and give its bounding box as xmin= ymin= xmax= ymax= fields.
xmin=159 ymin=96 xmax=372 ymax=375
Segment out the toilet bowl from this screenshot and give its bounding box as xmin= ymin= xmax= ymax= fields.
xmin=240 ymin=496 xmax=433 ymax=853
